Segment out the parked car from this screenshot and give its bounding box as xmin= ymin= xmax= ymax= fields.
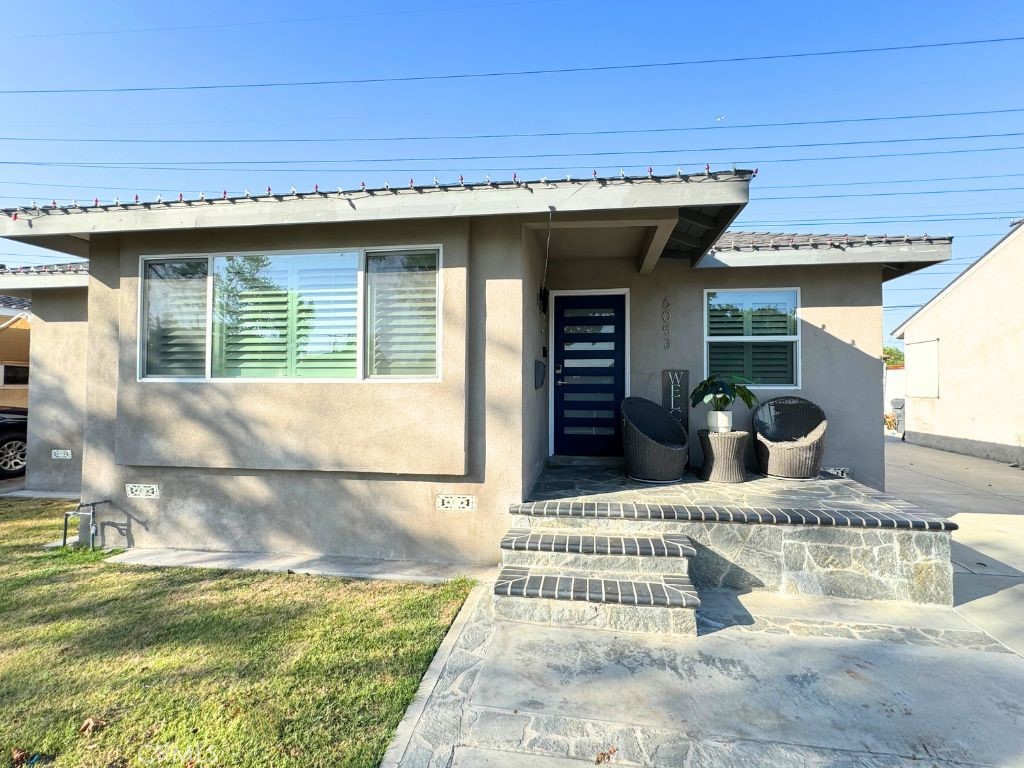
xmin=0 ymin=407 xmax=27 ymax=478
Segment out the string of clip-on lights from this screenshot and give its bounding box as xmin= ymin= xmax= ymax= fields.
xmin=3 ymin=165 xmax=751 ymax=222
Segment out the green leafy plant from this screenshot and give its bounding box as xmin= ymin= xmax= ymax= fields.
xmin=883 ymin=345 xmax=905 ymax=366
xmin=689 ymin=374 xmax=758 ymax=412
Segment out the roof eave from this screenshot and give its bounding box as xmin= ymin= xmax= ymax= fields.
xmin=0 ymin=174 xmax=752 ymax=253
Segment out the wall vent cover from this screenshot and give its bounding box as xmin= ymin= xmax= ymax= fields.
xmin=435 ymin=494 xmax=477 ymax=511
xmin=126 ymin=483 xmax=160 ymax=499
xmin=51 ymin=449 xmax=73 ymax=460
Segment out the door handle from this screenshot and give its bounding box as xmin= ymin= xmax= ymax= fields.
xmin=555 ymin=379 xmax=565 ymax=386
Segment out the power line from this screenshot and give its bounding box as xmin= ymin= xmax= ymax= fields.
xmin=5 ymin=142 xmax=1024 ymax=175
xmin=756 ymin=185 xmax=1024 ymax=201
xmin=758 ymin=171 xmax=1024 ymax=190
xmin=737 ymin=210 xmax=1024 ymax=225
xmin=884 ymin=305 xmax=925 ymax=309
xmin=2 ymin=35 xmax=1024 ymax=96
xmin=4 ymin=106 xmax=1024 ymax=144
xmin=4 ymin=129 xmax=1022 ymax=166
xmin=7 ymin=184 xmax=1023 ymax=207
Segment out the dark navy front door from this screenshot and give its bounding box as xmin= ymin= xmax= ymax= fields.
xmin=552 ymin=293 xmax=627 ymax=456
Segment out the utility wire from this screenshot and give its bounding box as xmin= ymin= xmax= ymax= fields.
xmin=755 ymin=185 xmax=1024 ymax=201
xmin=4 ymin=129 xmax=1022 ymax=166
xmin=6 ymin=184 xmax=1020 ymax=205
xmin=5 ymin=142 xmax=1024 ymax=174
xmin=2 ymin=35 xmax=1023 ymax=95
xmin=3 ymin=106 xmax=1024 ymax=143
xmin=758 ymin=171 xmax=1024 ymax=190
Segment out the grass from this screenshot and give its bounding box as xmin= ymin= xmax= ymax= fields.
xmin=0 ymin=498 xmax=473 ymax=768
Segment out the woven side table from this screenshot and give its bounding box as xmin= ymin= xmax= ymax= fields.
xmin=698 ymin=430 xmax=749 ymax=483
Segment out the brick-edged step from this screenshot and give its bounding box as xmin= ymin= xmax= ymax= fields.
xmin=493 ymin=566 xmax=699 ymax=636
xmin=499 ymin=528 xmax=695 ymax=575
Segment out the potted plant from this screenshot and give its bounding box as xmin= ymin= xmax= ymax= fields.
xmin=690 ymin=374 xmax=758 ymax=433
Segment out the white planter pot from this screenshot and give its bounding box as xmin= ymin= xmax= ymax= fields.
xmin=707 ymin=410 xmax=733 ymax=433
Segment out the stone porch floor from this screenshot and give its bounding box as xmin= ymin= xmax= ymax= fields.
xmin=528 ymin=463 xmax=935 ymax=518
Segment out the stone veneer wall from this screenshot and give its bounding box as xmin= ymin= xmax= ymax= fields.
xmin=675 ymin=522 xmax=953 ymax=606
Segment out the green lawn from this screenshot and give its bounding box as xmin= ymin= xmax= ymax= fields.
xmin=0 ymin=499 xmax=472 ymax=767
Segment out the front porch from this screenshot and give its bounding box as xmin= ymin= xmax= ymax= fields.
xmin=494 ymin=463 xmax=957 ymax=636
xmin=524 ymin=462 xmax=949 ymax=527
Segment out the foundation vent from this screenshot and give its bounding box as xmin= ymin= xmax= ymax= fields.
xmin=51 ymin=449 xmax=73 ymax=460
xmin=126 ymin=483 xmax=160 ymax=499
xmin=435 ymin=494 xmax=477 ymax=511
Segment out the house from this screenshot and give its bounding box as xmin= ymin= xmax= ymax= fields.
xmin=893 ymin=220 xmax=1024 ymax=463
xmin=0 ymin=294 xmax=31 ymax=408
xmin=0 ymin=173 xmax=952 ymax=569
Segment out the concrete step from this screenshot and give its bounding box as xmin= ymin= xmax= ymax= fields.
xmin=492 ymin=566 xmax=699 ymax=636
xmin=499 ymin=528 xmax=694 ymax=575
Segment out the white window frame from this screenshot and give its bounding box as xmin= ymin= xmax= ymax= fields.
xmin=702 ymin=287 xmax=801 ymax=390
xmin=0 ymin=362 xmax=29 ymax=389
xmin=137 ymin=245 xmax=444 ymax=384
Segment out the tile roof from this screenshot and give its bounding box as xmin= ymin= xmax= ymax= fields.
xmin=0 ymin=295 xmax=30 ymax=311
xmin=712 ymin=231 xmax=952 ymax=251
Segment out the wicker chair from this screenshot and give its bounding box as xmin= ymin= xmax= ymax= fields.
xmin=621 ymin=397 xmax=688 ymax=483
xmin=751 ymin=396 xmax=827 ymax=479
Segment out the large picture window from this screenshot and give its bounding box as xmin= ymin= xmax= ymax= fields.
xmin=140 ymin=248 xmax=440 ymax=380
xmin=705 ymin=288 xmax=799 ymax=387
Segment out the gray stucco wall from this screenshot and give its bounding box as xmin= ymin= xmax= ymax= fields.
xmin=521 ymin=227 xmax=549 ymax=497
xmin=82 ymin=219 xmax=528 ymax=565
xmin=545 ymin=258 xmax=886 ymax=488
xmin=25 ymin=288 xmax=88 ymax=493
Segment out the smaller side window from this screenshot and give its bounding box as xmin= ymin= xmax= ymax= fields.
xmin=1 ymin=365 xmax=29 ymax=386
xmin=141 ymin=258 xmax=209 ymax=378
xmin=705 ymin=289 xmax=799 ymax=386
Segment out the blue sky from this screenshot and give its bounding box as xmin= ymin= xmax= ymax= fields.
xmin=1 ymin=0 xmax=1022 ymax=344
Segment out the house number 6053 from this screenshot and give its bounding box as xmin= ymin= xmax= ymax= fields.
xmin=661 ymin=297 xmax=671 ymax=349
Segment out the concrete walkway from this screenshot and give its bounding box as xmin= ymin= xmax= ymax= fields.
xmin=887 ymin=438 xmax=1024 ymax=655
xmin=384 ymin=586 xmax=1024 ymax=768
xmin=383 ymin=443 xmax=1024 ymax=767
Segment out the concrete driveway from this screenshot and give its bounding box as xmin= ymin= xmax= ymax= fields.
xmin=886 ymin=438 xmax=1024 ymax=655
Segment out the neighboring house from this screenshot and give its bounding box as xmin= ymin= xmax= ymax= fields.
xmin=893 ymin=221 xmax=1024 ymax=463
xmin=0 ymin=264 xmax=89 ymax=493
xmin=0 ymin=174 xmax=950 ymax=565
xmin=884 ymin=364 xmax=905 ymax=419
xmin=0 ymin=295 xmax=31 ymax=408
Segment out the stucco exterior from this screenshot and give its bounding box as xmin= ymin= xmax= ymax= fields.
xmin=0 ymin=175 xmax=950 ymax=566
xmin=542 ymin=257 xmax=886 ymax=488
xmin=78 ymin=219 xmax=527 ymax=565
xmin=894 ymin=224 xmax=1024 ymax=463
xmin=24 ymin=288 xmax=88 ymax=493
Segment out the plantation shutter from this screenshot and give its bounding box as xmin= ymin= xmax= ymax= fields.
xmin=706 ymin=290 xmax=798 ymax=386
xmin=294 ymin=255 xmax=359 ymax=377
xmin=143 ymin=259 xmax=208 ymax=377
xmin=707 ymin=296 xmax=744 ymax=337
xmin=365 ymin=251 xmax=438 ymax=377
xmin=212 ymin=253 xmax=358 ymax=378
